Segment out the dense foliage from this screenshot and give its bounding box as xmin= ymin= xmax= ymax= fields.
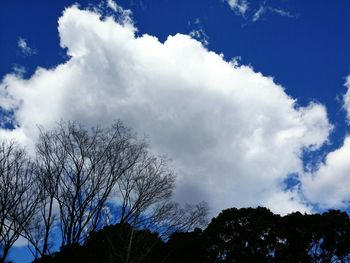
xmin=34 ymin=207 xmax=350 ymax=263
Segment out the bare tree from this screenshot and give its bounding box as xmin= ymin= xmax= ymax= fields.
xmin=0 ymin=141 xmax=38 ymax=262
xmin=146 ymin=201 xmax=209 ymax=236
xmin=110 ymin=147 xmax=209 ymax=263
xmin=25 ymin=121 xmax=146 ymax=249
xmin=19 ymin=120 xmax=208 ymax=261
xmin=115 ymin=154 xmax=175 ymax=225
xmin=22 ymin=129 xmax=64 ymax=258
xmin=113 ymin=151 xmax=208 ymax=235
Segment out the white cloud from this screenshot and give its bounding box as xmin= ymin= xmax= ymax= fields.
xmin=343 ymin=75 xmax=350 ymax=122
xmin=188 ymin=18 xmax=209 ymax=46
xmin=189 ymin=29 xmax=208 ymax=46
xmin=17 ymin=37 xmax=37 ymax=56
xmin=0 ymin=5 xmax=333 ymax=215
xmin=105 ymin=0 xmax=133 ymax=25
xmin=262 ymin=189 xmax=312 ymax=215
xmin=252 ymin=5 xmax=266 ymax=22
xmin=252 ymin=5 xmax=296 ymax=22
xmin=225 ymin=0 xmax=296 ymax=23
xmin=300 ymin=75 xmax=350 ymax=209
xmin=12 ymin=65 xmax=26 ymax=76
xmin=269 ymin=7 xmax=295 ymax=19
xmin=225 ymin=0 xmax=249 ymax=16
xmin=302 ymin=137 xmax=350 ymax=208
xmin=107 ymin=0 xmax=118 ymax=11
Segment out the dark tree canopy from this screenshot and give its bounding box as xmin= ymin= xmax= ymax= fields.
xmin=33 ymin=207 xmax=350 ymax=263
xmin=204 ymin=207 xmax=279 ymax=263
xmin=204 ymin=207 xmax=350 ymax=263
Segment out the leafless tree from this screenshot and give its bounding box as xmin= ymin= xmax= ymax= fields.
xmin=115 ymin=154 xmax=175 ymax=225
xmin=24 ymin=121 xmax=147 ymax=250
xmin=22 ymin=127 xmax=67 ymax=258
xmin=126 ymin=201 xmax=208 ymax=263
xmin=110 ymin=148 xmax=209 ymax=263
xmin=145 ymin=201 xmax=209 ymax=236
xmin=18 ymin=120 xmax=208 ymax=261
xmin=0 ymin=141 xmax=38 ymax=262
xmin=113 ymin=150 xmax=208 ymax=235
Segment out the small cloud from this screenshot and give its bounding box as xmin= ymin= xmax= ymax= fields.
xmin=189 ymin=29 xmax=209 ymax=46
xmin=230 ymin=56 xmax=242 ymax=67
xmin=253 ymin=5 xmax=296 ymax=22
xmin=104 ymin=0 xmax=133 ymax=25
xmin=188 ymin=18 xmax=209 ymax=46
xmin=194 ymin=18 xmax=201 ymax=25
xmin=268 ymin=7 xmax=295 ymax=19
xmin=224 ymin=0 xmax=249 ymax=16
xmin=17 ymin=37 xmax=37 ymax=56
xmin=224 ymin=0 xmax=297 ymax=23
xmin=252 ymin=5 xmax=266 ymax=22
xmin=343 ymin=75 xmax=350 ymax=123
xmin=107 ymin=0 xmax=118 ymax=11
xmin=12 ymin=64 xmax=26 ymax=76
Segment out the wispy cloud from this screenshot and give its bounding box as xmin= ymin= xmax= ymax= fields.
xmin=253 ymin=5 xmax=296 ymax=22
xmin=224 ymin=0 xmax=297 ymax=23
xmin=342 ymin=75 xmax=350 ymax=123
xmin=269 ymin=7 xmax=295 ymax=18
xmin=12 ymin=64 xmax=26 ymax=76
xmin=106 ymin=0 xmax=133 ymax=25
xmin=188 ymin=18 xmax=209 ymax=46
xmin=107 ymin=0 xmax=117 ymax=12
xmin=224 ymin=0 xmax=249 ymax=16
xmin=189 ymin=29 xmax=209 ymax=46
xmin=252 ymin=5 xmax=265 ymax=22
xmin=17 ymin=37 xmax=37 ymax=56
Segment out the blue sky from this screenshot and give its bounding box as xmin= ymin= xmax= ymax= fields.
xmin=2 ymin=0 xmax=350 ymax=262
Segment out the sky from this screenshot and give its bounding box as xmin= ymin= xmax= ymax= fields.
xmin=1 ymin=0 xmax=350 ymax=261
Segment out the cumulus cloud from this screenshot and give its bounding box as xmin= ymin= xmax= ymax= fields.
xmin=300 ymin=76 xmax=350 ymax=209
xmin=302 ymin=137 xmax=350 ymax=208
xmin=17 ymin=37 xmax=37 ymax=56
xmin=0 ymin=5 xmax=333 ymax=215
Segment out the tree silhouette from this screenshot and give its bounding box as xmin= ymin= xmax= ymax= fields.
xmin=0 ymin=141 xmax=38 ymax=263
xmin=204 ymin=207 xmax=279 ymax=263
xmin=32 ymin=206 xmax=350 ymax=263
xmin=165 ymin=228 xmax=209 ymax=263
xmin=6 ymin=120 xmax=208 ymax=262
